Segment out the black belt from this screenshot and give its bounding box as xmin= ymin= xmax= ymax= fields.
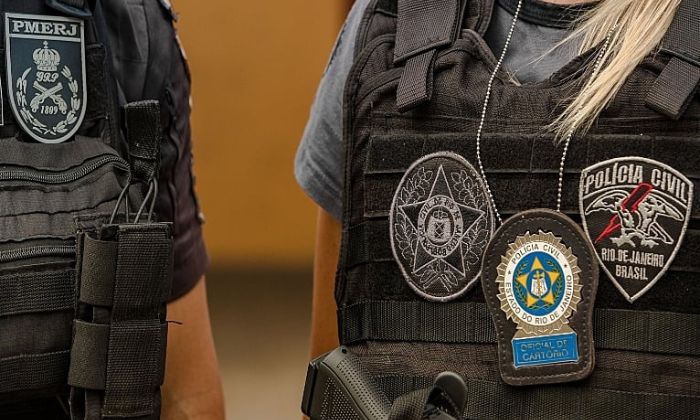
xmin=340 ymin=300 xmax=700 ymax=356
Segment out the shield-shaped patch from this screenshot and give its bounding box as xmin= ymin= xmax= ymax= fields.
xmin=6 ymin=13 xmax=86 ymax=144
xmin=579 ymin=157 xmax=694 ymax=302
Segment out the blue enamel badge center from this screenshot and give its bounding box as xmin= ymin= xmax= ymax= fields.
xmin=497 ymin=231 xmax=582 ymax=368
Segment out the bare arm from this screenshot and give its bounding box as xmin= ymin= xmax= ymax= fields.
xmin=162 ymin=278 xmax=225 ymax=419
xmin=310 ymin=207 xmax=343 ymax=359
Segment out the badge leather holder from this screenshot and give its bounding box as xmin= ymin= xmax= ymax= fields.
xmin=481 ymin=209 xmax=599 ymax=386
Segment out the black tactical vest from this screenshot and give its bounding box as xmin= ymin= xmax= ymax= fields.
xmin=337 ymin=0 xmax=700 ymax=417
xmin=0 ymin=1 xmax=179 ymax=418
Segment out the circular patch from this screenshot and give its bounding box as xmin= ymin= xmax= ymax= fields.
xmin=390 ymin=151 xmax=494 ymax=302
xmin=498 ymin=232 xmax=579 ymax=334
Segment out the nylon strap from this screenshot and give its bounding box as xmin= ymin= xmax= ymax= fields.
xmin=103 ymin=223 xmax=172 ymax=417
xmin=376 ymin=376 xmax=700 ymax=419
xmin=0 ymin=351 xmax=70 ymax=393
xmin=339 ymin=301 xmax=700 ymax=356
xmin=646 ymin=0 xmax=700 ymax=119
xmin=125 ymin=101 xmax=162 ymax=183
xmin=68 ymin=321 xmax=110 ymax=391
xmin=394 ymin=0 xmax=466 ymax=111
xmin=0 ymin=270 xmax=74 ymax=317
xmin=80 ymin=235 xmax=118 ymax=307
xmin=346 ymin=220 xmax=700 ymax=273
xmin=388 ymin=388 xmax=430 ymax=420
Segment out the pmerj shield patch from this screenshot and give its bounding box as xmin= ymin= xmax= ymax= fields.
xmin=6 ymin=13 xmax=86 ymax=143
xmin=389 ymin=152 xmax=494 ymax=302
xmin=580 ymin=157 xmax=694 ymax=302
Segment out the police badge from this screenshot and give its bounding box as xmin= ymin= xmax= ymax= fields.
xmin=6 ymin=13 xmax=86 ymax=144
xmin=390 ymin=152 xmax=494 ymax=302
xmin=580 ymin=157 xmax=694 ymax=303
xmin=482 ymin=209 xmax=598 ymax=386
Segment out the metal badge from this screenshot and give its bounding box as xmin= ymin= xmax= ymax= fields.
xmin=580 ymin=157 xmax=693 ymax=303
xmin=482 ymin=209 xmax=598 ymax=386
xmin=390 ymin=152 xmax=494 ymax=302
xmin=6 ymin=13 xmax=87 ymax=144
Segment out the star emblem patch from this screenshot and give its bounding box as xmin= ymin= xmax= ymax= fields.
xmin=390 ymin=152 xmax=494 ymax=301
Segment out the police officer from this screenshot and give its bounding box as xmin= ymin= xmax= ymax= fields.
xmin=0 ymin=1 xmax=223 ymax=418
xmin=297 ymin=0 xmax=699 ymax=417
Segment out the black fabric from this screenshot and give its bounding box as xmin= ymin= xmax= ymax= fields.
xmin=125 ymin=101 xmax=162 ymax=183
xmin=388 ymin=388 xmax=430 ymax=420
xmin=393 ymin=0 xmax=466 ymax=110
xmin=374 ymin=376 xmax=700 ymax=420
xmin=68 ymin=321 xmax=110 ymax=391
xmin=339 ymin=301 xmax=700 ymax=357
xmin=0 ymin=352 xmax=71 ymax=394
xmin=0 ymin=270 xmax=75 ymax=317
xmin=646 ymin=0 xmax=700 ymax=119
xmin=80 ymin=236 xmax=117 ymax=307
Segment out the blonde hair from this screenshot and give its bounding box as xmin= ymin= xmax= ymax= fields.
xmin=551 ymin=0 xmax=681 ymax=139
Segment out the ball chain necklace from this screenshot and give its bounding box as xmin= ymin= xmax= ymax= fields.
xmin=474 ymin=0 xmax=616 ymax=224
xmin=475 ymin=0 xmax=616 ymax=385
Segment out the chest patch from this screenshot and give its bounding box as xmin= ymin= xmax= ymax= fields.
xmin=390 ymin=152 xmax=494 ymax=302
xmin=579 ymin=157 xmax=693 ymax=303
xmin=6 ymin=13 xmax=86 ymax=144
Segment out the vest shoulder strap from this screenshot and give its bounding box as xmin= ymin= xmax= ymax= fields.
xmin=646 ymin=0 xmax=700 ymax=120
xmin=393 ymin=0 xmax=467 ymax=111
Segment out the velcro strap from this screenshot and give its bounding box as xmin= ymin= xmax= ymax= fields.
xmin=125 ymin=101 xmax=162 ymax=183
xmin=646 ymin=57 xmax=700 ymax=119
xmin=0 ymin=351 xmax=70 ymax=393
xmin=394 ymin=0 xmax=463 ymax=62
xmin=68 ymin=321 xmax=110 ymax=391
xmin=340 ymin=301 xmax=700 ymax=356
xmin=394 ymin=0 xmax=465 ymax=111
xmin=646 ymin=0 xmax=700 ymax=119
xmin=80 ymin=235 xmax=118 ymax=307
xmin=376 ymin=376 xmax=700 ymax=420
xmin=103 ymin=320 xmax=167 ymax=417
xmin=0 ymin=270 xmax=75 ymax=317
xmin=396 ymin=50 xmax=437 ymax=112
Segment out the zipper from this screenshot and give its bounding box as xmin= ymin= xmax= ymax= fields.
xmin=0 ymin=155 xmax=129 ymax=184
xmin=0 ymin=245 xmax=75 ymax=264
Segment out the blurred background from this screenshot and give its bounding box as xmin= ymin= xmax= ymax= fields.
xmin=174 ymin=0 xmax=353 ymax=418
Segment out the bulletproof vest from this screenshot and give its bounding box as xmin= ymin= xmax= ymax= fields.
xmin=0 ymin=0 xmax=179 ymax=418
xmin=337 ymin=0 xmax=700 ymax=418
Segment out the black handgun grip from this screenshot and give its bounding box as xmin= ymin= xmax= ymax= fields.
xmin=302 ymin=347 xmax=391 ymax=420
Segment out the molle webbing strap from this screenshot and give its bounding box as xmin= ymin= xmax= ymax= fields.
xmin=375 ymin=376 xmax=700 ymax=420
xmin=125 ymin=101 xmax=162 ymax=183
xmin=339 ymin=301 xmax=700 ymax=357
xmin=0 ymin=270 xmax=75 ymax=317
xmin=69 ymin=223 xmax=173 ymax=419
xmin=393 ymin=0 xmax=466 ymax=111
xmin=0 ymin=351 xmax=70 ymax=394
xmin=646 ymin=0 xmax=700 ymax=119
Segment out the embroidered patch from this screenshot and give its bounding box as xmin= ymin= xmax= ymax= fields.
xmin=390 ymin=152 xmax=494 ymax=302
xmin=580 ymin=157 xmax=693 ymax=303
xmin=6 ymin=13 xmax=86 ymax=144
xmin=482 ymin=209 xmax=598 ymax=386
